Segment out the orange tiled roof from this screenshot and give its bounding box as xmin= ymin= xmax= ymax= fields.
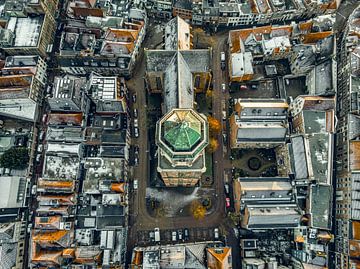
xmin=350 ymin=141 xmax=360 ymax=171
xmin=301 ymin=31 xmax=332 ymax=44
xmin=352 ymin=221 xmax=360 ymax=240
xmin=207 ymin=247 xmax=232 ymax=269
xmin=34 ymin=216 xmax=62 ymax=229
xmin=48 ymin=113 xmax=83 ymax=126
xmin=38 ymin=179 xmax=74 ymax=189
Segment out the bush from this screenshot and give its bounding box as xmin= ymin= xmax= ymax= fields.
xmin=0 ymin=147 xmax=29 ymax=169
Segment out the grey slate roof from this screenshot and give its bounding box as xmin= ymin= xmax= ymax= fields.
xmin=290 ymin=135 xmax=309 ymax=179
xmin=245 ymin=204 xmax=301 ymax=229
xmin=146 ymin=50 xmax=210 ymax=113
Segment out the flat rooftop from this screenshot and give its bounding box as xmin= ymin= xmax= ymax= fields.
xmin=83 ymin=157 xmax=126 ymax=193
xmin=42 ymin=154 xmax=80 ymax=180
xmin=6 ymin=15 xmax=44 ymax=47
xmin=0 ymin=176 xmax=27 ymax=208
xmin=310 ymin=184 xmax=331 ymax=229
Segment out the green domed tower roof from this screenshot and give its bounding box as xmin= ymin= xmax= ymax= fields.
xmin=163 ymin=110 xmax=202 ymax=151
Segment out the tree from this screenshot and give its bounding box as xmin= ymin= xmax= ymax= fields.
xmin=208 ymin=116 xmax=221 ymax=137
xmin=190 ymin=200 xmax=206 ymax=220
xmin=207 ymin=137 xmax=219 ymax=153
xmin=0 ymin=147 xmax=29 ymax=170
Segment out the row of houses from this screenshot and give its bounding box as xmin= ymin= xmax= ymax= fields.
xmin=145 ymin=0 xmax=339 ymax=27
xmin=334 ymin=5 xmax=360 ymax=269
xmin=0 ymin=0 xmax=147 ymax=78
xmin=30 ymin=71 xmax=131 ymax=268
xmin=0 ymin=0 xmax=146 ymax=267
xmin=224 ymin=14 xmax=337 ymax=268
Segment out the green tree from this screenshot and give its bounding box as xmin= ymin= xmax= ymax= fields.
xmin=0 ymin=147 xmax=29 ymax=169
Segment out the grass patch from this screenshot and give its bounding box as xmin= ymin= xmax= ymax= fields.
xmin=204 ymin=153 xmax=213 ymax=178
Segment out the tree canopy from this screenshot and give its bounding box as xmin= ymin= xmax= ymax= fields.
xmin=207 ymin=137 xmax=219 ymax=153
xmin=190 ymin=200 xmax=207 ymax=220
xmin=0 ymin=147 xmax=29 ymax=170
xmin=207 ymin=116 xmax=221 ymax=136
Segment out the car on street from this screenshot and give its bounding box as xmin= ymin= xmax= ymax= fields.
xmin=214 ymin=228 xmax=219 ymax=240
xmin=251 ymin=84 xmax=258 ymax=89
xmin=134 ymin=145 xmax=139 ymax=156
xmin=172 ymin=231 xmax=177 ymax=241
xmin=221 ymin=62 xmax=226 ymax=70
xmin=37 ymin=144 xmax=43 ymax=153
xmin=134 ymin=108 xmax=138 ymax=118
xmin=154 ymin=228 xmax=160 ymax=242
xmin=221 ymin=52 xmax=226 ymax=70
xmin=133 ymin=179 xmax=138 ymax=190
xmin=134 ymin=119 xmax=138 ymax=128
xmin=36 ymin=154 xmax=41 ymax=163
xmin=220 ymin=52 xmax=225 ymax=62
xmin=149 ymin=231 xmax=155 ymax=242
xmin=222 ymin=110 xmax=226 ymax=121
xmin=221 ymin=83 xmax=226 ymax=93
xmin=184 ymin=228 xmax=189 ymax=240
xmin=240 ymin=85 xmax=248 ymax=90
xmin=134 ymin=157 xmax=139 ymax=166
xmin=222 ymin=133 xmax=227 ymax=144
xmin=39 ymin=130 xmax=46 ymax=141
xmin=132 ymin=93 xmax=137 ymax=103
xmin=134 ymin=127 xmax=139 ymax=138
xmin=31 ymin=185 xmax=37 ymax=195
xmin=42 ymin=114 xmax=48 ymax=124
xmin=225 ymin=197 xmax=231 ymax=208
xmin=178 ymin=230 xmax=183 ymax=241
xmin=224 ymin=183 xmax=230 ymax=195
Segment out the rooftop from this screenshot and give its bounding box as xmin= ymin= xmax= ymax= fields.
xmin=83 ymin=157 xmax=126 ymax=194
xmin=0 ymin=176 xmax=27 ymax=208
xmin=243 ymin=204 xmax=301 ymax=229
xmin=42 ymin=154 xmax=80 ymax=181
xmin=309 ymin=184 xmax=331 ymax=229
xmin=6 ymin=15 xmax=43 ymax=47
xmin=163 ymin=110 xmax=202 ymax=151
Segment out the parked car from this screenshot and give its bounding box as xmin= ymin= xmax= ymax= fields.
xmin=225 ymin=197 xmax=231 ymax=208
xmin=221 ymin=83 xmax=226 ymax=93
xmin=184 ymin=228 xmax=189 ymax=240
xmin=134 ymin=145 xmax=139 ymax=156
xmin=134 ymin=119 xmax=138 ymax=128
xmin=240 ymin=85 xmax=248 ymax=90
xmin=220 ymin=52 xmax=225 ymax=62
xmin=149 ymin=231 xmax=155 ymax=241
xmin=134 ymin=157 xmax=139 ymax=166
xmin=134 ymin=108 xmax=138 ymax=118
xmin=172 ymin=231 xmax=177 ymax=241
xmin=178 ymin=230 xmax=183 ymax=241
xmin=214 ymin=228 xmax=219 ymax=240
xmin=31 ymin=185 xmax=37 ymax=195
xmin=221 ymin=62 xmax=226 ymax=70
xmin=42 ymin=114 xmax=48 ymax=124
xmin=37 ymin=144 xmax=43 ymax=153
xmin=222 ymin=133 xmax=227 ymax=144
xmin=133 ymin=179 xmax=138 ymax=190
xmin=251 ymin=84 xmax=258 ymax=89
xmin=132 ymin=93 xmax=137 ymax=103
xmin=39 ymin=130 xmax=46 ymax=141
xmin=154 ymin=228 xmax=160 ymax=242
xmin=224 ymin=184 xmax=230 ymax=195
xmin=134 ymin=127 xmax=139 ymax=138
